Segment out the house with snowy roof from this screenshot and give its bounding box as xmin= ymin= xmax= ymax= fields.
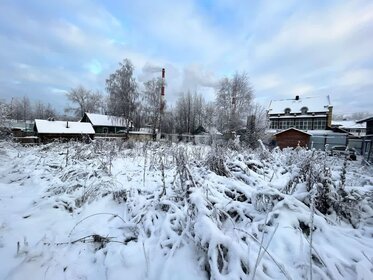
xmin=34 ymin=119 xmax=95 ymax=143
xmin=268 ymin=95 xmax=333 ymax=131
xmin=267 ymin=95 xmax=350 ymax=150
xmin=80 ymin=113 xmax=133 ymax=134
xmin=331 ymin=120 xmax=366 ymax=137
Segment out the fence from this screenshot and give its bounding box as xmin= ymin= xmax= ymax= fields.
xmin=310 ymin=134 xmax=348 ymax=151
xmin=163 ymin=134 xmax=226 ymax=145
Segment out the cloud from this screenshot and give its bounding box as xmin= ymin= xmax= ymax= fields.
xmin=0 ymin=0 xmax=372 ymax=114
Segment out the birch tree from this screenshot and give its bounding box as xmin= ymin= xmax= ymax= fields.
xmin=106 ymin=59 xmax=138 ymax=121
xmin=142 ymin=77 xmax=163 ymax=134
xmin=215 ymin=72 xmax=253 ymax=132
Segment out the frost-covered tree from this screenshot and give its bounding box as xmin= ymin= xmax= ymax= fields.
xmin=65 ymin=86 xmax=103 ymax=119
xmin=10 ymin=96 xmax=32 ymax=121
xmin=106 ymin=59 xmax=138 ymax=120
xmin=142 ymin=77 xmax=164 ymax=134
xmin=240 ymin=104 xmax=268 ymax=148
xmin=215 ymin=72 xmax=253 ymax=132
xmin=174 ymin=92 xmax=206 ymax=134
xmin=33 ymin=101 xmax=57 ymax=119
xmin=0 ymin=100 xmax=10 ymax=126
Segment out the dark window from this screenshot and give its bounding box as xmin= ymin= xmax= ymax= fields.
xmin=301 ymin=107 xmax=308 ymax=114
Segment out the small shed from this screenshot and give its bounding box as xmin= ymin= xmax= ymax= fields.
xmin=81 ymin=113 xmax=132 ymax=134
xmin=34 ymin=119 xmax=95 ymax=143
xmin=274 ymin=128 xmax=311 ymax=149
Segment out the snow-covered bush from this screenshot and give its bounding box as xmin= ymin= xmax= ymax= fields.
xmin=1 ymin=141 xmax=373 ymax=279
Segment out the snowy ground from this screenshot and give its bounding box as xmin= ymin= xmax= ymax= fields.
xmin=0 ymin=140 xmax=373 ymax=280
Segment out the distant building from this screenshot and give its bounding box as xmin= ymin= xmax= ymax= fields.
xmin=356 ymin=116 xmax=373 ymax=162
xmin=267 ymin=95 xmax=352 ymax=149
xmin=268 ymin=95 xmax=332 ymax=131
xmin=34 ymin=119 xmax=95 ymax=143
xmin=356 ymin=116 xmax=373 ymax=135
xmin=81 ymin=113 xmax=132 ymax=134
xmin=331 ymin=120 xmax=366 ymax=136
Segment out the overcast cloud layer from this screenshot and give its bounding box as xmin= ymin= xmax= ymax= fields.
xmin=0 ymin=0 xmax=372 ymax=114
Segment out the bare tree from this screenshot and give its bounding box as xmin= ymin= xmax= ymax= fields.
xmin=215 ymin=72 xmax=253 ymax=132
xmin=106 ymin=59 xmax=138 ymax=120
xmin=45 ymin=103 xmax=57 ymax=119
xmin=10 ymin=96 xmax=32 ymax=121
xmin=0 ymin=100 xmax=11 ymax=126
xmin=240 ymin=103 xmax=268 ymax=148
xmin=142 ymin=77 xmax=163 ymax=134
xmin=173 ymin=91 xmax=207 ymax=134
xmin=204 ymin=101 xmax=215 ymax=132
xmin=65 ymin=86 xmax=103 ymax=119
xmin=33 ymin=101 xmax=46 ymax=119
xmin=351 ymin=112 xmax=371 ymax=121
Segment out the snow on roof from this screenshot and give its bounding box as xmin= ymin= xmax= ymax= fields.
xmin=268 ymin=96 xmax=331 ymax=115
xmin=356 ymin=116 xmax=373 ymax=123
xmin=269 ymin=114 xmax=327 ymax=119
xmin=35 ymin=119 xmax=95 ymax=134
xmin=274 ymin=128 xmax=312 ymax=136
xmin=332 ymin=120 xmax=365 ymax=129
xmin=306 ymin=130 xmax=348 ymax=136
xmin=85 ymin=113 xmax=130 ymax=127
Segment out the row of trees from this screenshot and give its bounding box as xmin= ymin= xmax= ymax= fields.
xmin=1 ymin=58 xmax=266 ymax=146
xmin=65 ymin=58 xmax=265 ymax=138
xmin=1 ymin=96 xmax=57 ymax=122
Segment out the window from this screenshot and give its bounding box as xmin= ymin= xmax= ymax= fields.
xmin=284 ymin=108 xmax=291 ymax=115
xmin=270 ymin=120 xmax=279 ymax=129
xmin=301 ymin=107 xmax=308 ymax=114
xmin=313 ymin=119 xmax=326 ymax=130
xmin=103 ymin=127 xmax=108 ymax=133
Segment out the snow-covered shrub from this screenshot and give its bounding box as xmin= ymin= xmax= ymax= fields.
xmin=205 ymin=146 xmax=230 ymax=177
xmin=3 ymin=141 xmax=372 ymax=279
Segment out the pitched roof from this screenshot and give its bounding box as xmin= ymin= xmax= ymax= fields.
xmin=356 ymin=116 xmax=373 ymax=123
xmin=331 ymin=120 xmax=365 ymax=129
xmin=35 ymin=119 xmax=95 ymax=134
xmin=84 ymin=113 xmax=130 ymax=127
xmin=268 ymin=96 xmax=331 ymax=115
xmin=273 ymin=127 xmax=312 ymax=136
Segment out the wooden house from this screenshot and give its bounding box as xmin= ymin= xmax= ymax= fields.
xmin=34 ymin=119 xmax=95 ymax=143
xmin=274 ymin=128 xmax=311 ymax=149
xmin=81 ymin=113 xmax=132 ymax=134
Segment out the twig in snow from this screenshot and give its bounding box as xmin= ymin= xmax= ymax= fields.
xmin=68 ymin=213 xmax=127 ymax=237
xmin=234 ymin=228 xmax=292 ymax=280
xmin=253 ymin=214 xmax=278 ymax=280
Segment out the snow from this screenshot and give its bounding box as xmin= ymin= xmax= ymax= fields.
xmin=269 ymin=96 xmax=331 ymax=115
xmin=0 ymin=141 xmax=372 ymax=279
xmin=274 ymin=128 xmax=312 ymax=136
xmin=306 ymin=130 xmax=348 ymax=136
xmin=332 ymin=120 xmax=366 ymax=129
xmin=84 ymin=113 xmax=130 ymax=127
xmin=34 ymin=119 xmax=95 ymax=134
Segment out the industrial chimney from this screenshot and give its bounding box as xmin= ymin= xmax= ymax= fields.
xmin=160 ymin=68 xmax=165 ymax=114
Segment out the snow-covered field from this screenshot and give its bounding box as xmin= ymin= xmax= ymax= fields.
xmin=0 ymin=140 xmax=372 ymax=280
